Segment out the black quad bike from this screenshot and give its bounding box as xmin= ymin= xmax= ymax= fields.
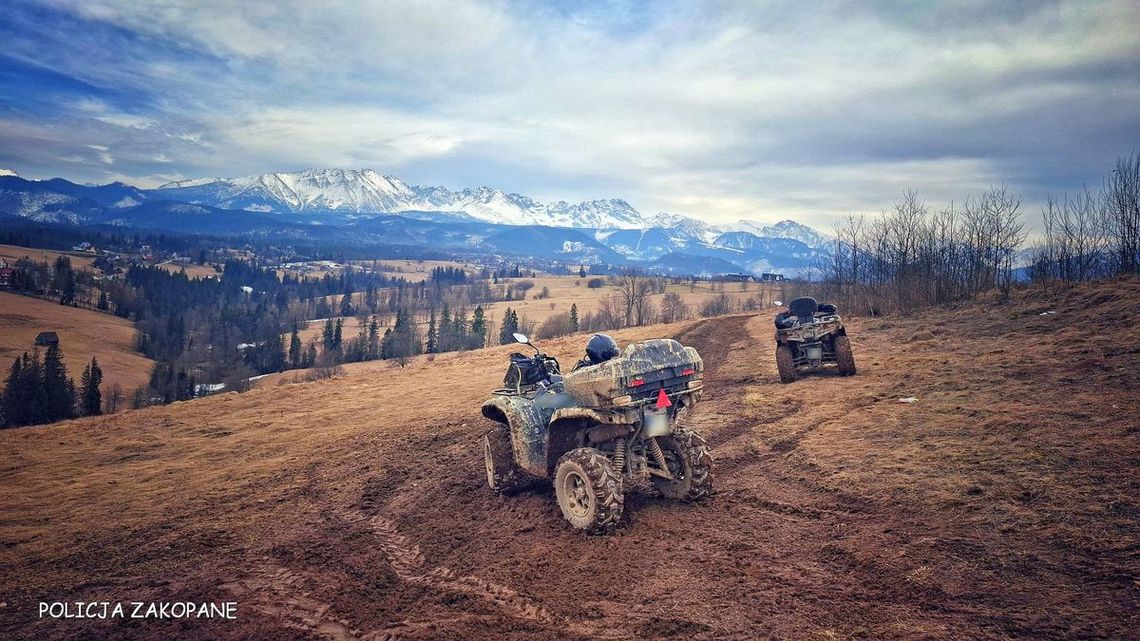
xmin=481 ymin=333 xmax=713 ymax=534
xmin=774 ymin=296 xmax=856 ymax=383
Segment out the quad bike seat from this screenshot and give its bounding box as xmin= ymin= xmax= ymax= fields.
xmin=788 ymin=297 xmax=819 ymax=322
xmin=776 ymin=298 xmax=839 ymax=329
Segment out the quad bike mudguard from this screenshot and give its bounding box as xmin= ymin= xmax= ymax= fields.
xmin=481 ymin=392 xmax=582 ymax=477
xmin=482 ymin=397 xmax=640 ymax=478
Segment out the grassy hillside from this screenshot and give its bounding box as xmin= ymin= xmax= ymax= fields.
xmin=0 ymin=243 xmax=98 ymax=273
xmin=1 ymin=279 xmax=1136 ymax=640
xmin=0 ymin=290 xmax=154 ymax=392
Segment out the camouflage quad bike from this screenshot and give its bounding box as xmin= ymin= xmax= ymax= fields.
xmin=774 ymin=296 xmax=856 ymax=383
xmin=481 ymin=333 xmax=713 ymax=534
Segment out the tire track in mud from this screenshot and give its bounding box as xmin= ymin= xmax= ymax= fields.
xmin=223 ymin=560 xmax=388 ymax=641
xmin=339 ymin=511 xmax=631 ymax=640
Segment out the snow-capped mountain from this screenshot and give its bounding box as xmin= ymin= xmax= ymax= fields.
xmin=153 ymin=169 xmax=646 ymax=229
xmin=644 ymin=211 xmax=721 ymax=243
xmin=0 ymin=169 xmax=17 ymax=177
xmin=155 ymin=169 xmax=419 ymax=215
xmin=722 ymin=219 xmax=829 ymax=249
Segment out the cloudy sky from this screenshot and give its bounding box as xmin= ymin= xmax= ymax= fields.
xmin=1 ymin=0 xmax=1137 ymax=228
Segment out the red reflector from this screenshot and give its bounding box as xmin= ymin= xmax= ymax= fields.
xmin=655 ymin=388 xmax=672 ymax=409
xmin=630 ymin=378 xmax=646 ymax=387
xmin=681 ymin=367 xmax=695 ymax=376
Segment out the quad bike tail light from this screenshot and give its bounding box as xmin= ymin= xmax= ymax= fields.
xmin=680 ymin=367 xmax=695 ymax=376
xmin=629 ymin=377 xmax=646 ymax=387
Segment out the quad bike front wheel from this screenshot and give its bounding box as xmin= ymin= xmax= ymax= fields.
xmin=775 ymin=344 xmax=798 ymax=383
xmin=484 ymin=423 xmax=529 ymax=494
xmin=554 ymin=448 xmax=624 ymax=534
xmin=834 ymin=335 xmax=857 ymax=376
xmin=651 ymin=428 xmax=714 ymax=501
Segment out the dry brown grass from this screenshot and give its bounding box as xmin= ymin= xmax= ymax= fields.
xmin=1 ymin=279 xmax=1136 ymax=640
xmin=0 ymin=290 xmax=154 ymax=392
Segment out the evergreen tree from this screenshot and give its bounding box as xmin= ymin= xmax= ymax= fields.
xmin=97 ymin=291 xmax=109 ymax=311
xmin=339 ymin=293 xmax=354 ymax=317
xmin=60 ymin=270 xmax=77 ymax=306
xmin=42 ymin=344 xmax=74 ymax=422
xmin=578 ymin=265 xmax=587 ymax=278
xmin=499 ymin=308 xmax=519 ymax=344
xmin=439 ymin=304 xmax=453 ymax=352
xmin=315 ymin=298 xmax=333 ymax=319
xmin=2 ymin=356 xmax=25 ymax=426
xmin=333 ymin=318 xmax=343 ymax=350
xmin=80 ymin=357 xmax=103 ymax=416
xmin=289 ymin=325 xmax=303 ymax=368
xmin=262 ymin=331 xmax=286 ymax=372
xmin=470 ymin=306 xmax=487 ymax=349
xmin=368 ymin=316 xmax=380 ymax=360
xmin=305 ymin=341 xmax=318 ymax=368
xmin=381 ymin=327 xmax=393 ymax=359
xmin=570 ymin=303 xmax=579 ymax=332
xmin=322 ymin=319 xmax=335 ymax=350
xmin=452 ymin=308 xmax=469 ymax=351
xmin=426 ymin=308 xmax=439 ymax=353
xmin=22 ymin=351 xmax=47 ymax=426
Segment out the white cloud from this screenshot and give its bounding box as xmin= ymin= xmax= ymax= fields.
xmin=6 ymin=0 xmax=1139 ymax=230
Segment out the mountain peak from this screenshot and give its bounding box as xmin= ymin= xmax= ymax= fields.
xmin=726 ymin=218 xmax=829 ymax=249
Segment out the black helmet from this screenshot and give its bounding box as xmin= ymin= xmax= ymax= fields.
xmin=585 ymin=333 xmax=619 ymax=364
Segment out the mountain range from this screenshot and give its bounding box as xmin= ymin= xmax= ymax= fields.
xmin=0 ymin=170 xmax=830 ymax=276
xmin=152 ymin=169 xmax=649 ymax=229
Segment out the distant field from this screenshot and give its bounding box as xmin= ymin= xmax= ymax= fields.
xmin=0 ymin=290 xmax=154 ymax=393
xmin=293 ymin=273 xmax=783 ymax=345
xmin=155 ymin=261 xmax=220 ymax=279
xmin=360 ymin=258 xmax=480 ymax=279
xmin=0 ymin=244 xmax=97 ymax=272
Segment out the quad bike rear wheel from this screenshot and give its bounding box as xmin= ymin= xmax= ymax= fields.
xmin=651 ymin=428 xmax=714 ymax=501
xmin=775 ymin=344 xmax=797 ymax=383
xmin=834 ymin=335 xmax=857 ymax=376
xmin=554 ymin=448 xmax=624 ymax=534
xmin=484 ymin=423 xmax=529 ymax=494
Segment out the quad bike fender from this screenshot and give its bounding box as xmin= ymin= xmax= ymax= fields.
xmin=481 ymin=396 xmax=549 ymax=478
xmin=549 ymin=406 xmax=636 ymax=425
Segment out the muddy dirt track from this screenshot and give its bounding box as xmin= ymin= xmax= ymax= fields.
xmin=2 ymin=282 xmax=1138 ymax=640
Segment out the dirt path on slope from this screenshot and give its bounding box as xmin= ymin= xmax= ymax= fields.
xmin=9 ymin=296 xmax=1135 ymax=641
xmin=204 ymin=314 xmax=982 ymax=640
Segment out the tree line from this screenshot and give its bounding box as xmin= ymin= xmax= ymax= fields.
xmin=815 ymin=153 xmax=1139 ymax=315
xmin=1 ymin=345 xmax=103 ymax=428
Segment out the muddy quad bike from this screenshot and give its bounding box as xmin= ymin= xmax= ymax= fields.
xmin=481 ymin=333 xmax=713 ymax=534
xmin=774 ymin=296 xmax=856 ymax=383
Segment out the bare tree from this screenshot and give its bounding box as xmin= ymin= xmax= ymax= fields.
xmin=660 ymin=292 xmax=691 ymax=324
xmin=103 ymin=383 xmax=125 ymax=414
xmin=595 ymin=293 xmax=624 ymax=330
xmin=1104 ymin=151 xmax=1140 ymax=274
xmin=616 ymin=269 xmax=654 ymax=326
